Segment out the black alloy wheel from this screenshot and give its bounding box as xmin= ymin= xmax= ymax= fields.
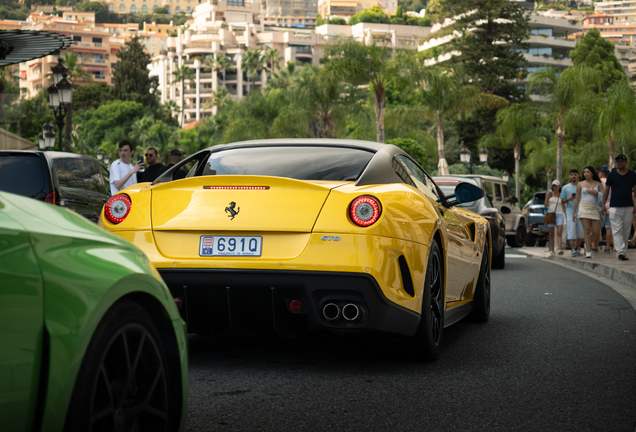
xmin=508 ymin=222 xmax=527 ymax=248
xmin=470 ymin=239 xmax=491 ymax=322
xmin=65 ymin=301 xmax=171 ymax=432
xmin=404 ymin=240 xmax=444 ymax=361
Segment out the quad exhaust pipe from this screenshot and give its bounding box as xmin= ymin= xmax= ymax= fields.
xmin=342 ymin=303 xmax=360 ymax=321
xmin=322 ymin=302 xmax=362 ymax=322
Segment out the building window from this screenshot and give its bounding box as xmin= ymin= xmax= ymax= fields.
xmin=131 ymin=4 xmax=137 ymax=11
xmin=93 ymin=71 xmax=105 ymax=79
xmin=186 ymin=6 xmax=191 ymax=11
xmin=94 ymin=53 xmax=105 ymax=63
xmin=176 ymin=6 xmax=181 ymax=11
xmin=142 ymin=4 xmax=148 ymax=12
xmin=109 ymin=3 xmax=114 ymax=9
xmin=119 ymin=4 xmax=125 ymax=11
xmin=153 ymin=5 xmax=158 ymax=10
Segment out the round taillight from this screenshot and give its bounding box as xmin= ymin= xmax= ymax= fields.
xmin=104 ymin=194 xmax=132 ymax=224
xmin=349 ymin=196 xmax=381 ymax=227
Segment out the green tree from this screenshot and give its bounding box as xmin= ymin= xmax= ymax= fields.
xmin=75 ymin=1 xmax=110 ymax=21
xmin=112 ymin=36 xmax=160 ymax=112
xmin=324 ymin=39 xmax=400 ymax=143
xmin=241 ymin=48 xmax=264 ymax=93
xmin=171 ymin=65 xmax=195 ymax=127
xmin=263 ymin=47 xmax=282 ymax=74
xmin=162 ymin=100 xmax=179 ymax=126
xmin=406 ymin=62 xmax=508 ymax=174
xmin=204 ymin=53 xmax=232 ymax=87
xmin=75 ymin=100 xmax=151 ymax=160
xmin=387 ymin=138 xmax=429 ymax=168
xmin=529 ymin=65 xmax=601 ymax=181
xmin=349 ymin=6 xmax=390 ymax=24
xmin=73 ymin=83 xmax=113 ymax=111
xmin=481 ymin=103 xmax=548 ymax=201
xmin=570 ymin=28 xmax=625 ymax=90
xmin=267 ymin=61 xmax=298 ymax=90
xmin=2 ymin=90 xmax=55 ymax=142
xmin=597 ymin=79 xmax=636 ymax=168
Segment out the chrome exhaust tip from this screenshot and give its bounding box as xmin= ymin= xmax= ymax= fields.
xmin=322 ymin=303 xmax=341 ymax=321
xmin=342 ymin=303 xmax=360 ymax=321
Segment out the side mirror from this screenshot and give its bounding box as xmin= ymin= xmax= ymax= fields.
xmin=510 ymin=196 xmax=519 ymax=204
xmin=500 ymin=206 xmax=512 ymax=214
xmin=446 ymin=182 xmax=484 ymax=206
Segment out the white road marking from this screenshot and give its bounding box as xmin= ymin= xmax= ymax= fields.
xmin=506 ymin=254 xmax=527 ymax=258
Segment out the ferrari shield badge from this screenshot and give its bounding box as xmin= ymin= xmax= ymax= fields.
xmin=225 ymin=201 xmax=240 ymax=220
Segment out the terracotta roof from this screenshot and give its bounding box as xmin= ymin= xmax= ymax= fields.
xmin=183 ymin=120 xmax=202 ymax=130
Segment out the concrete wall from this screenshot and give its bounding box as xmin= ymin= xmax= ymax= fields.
xmin=0 ymin=128 xmax=37 ymax=150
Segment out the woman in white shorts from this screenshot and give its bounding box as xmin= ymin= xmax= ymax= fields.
xmin=544 ymin=180 xmax=565 ymax=256
xmin=573 ymin=165 xmax=604 ymax=258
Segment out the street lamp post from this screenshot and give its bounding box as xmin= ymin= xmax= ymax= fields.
xmin=46 ymin=57 xmax=74 ymax=151
xmin=459 ymin=146 xmax=489 ymax=174
xmin=502 ymin=170 xmax=510 ymax=183
xmin=37 ymin=122 xmax=56 ymax=150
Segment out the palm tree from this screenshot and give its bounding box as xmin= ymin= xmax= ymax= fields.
xmin=205 ymin=53 xmax=232 ymax=87
xmin=206 ymin=87 xmax=230 ymax=112
xmin=481 ymin=103 xmax=549 ymax=202
xmin=172 ymin=65 xmax=195 ymax=127
xmin=528 ymin=65 xmax=601 ymax=181
xmin=162 ymin=100 xmax=179 ymax=126
xmin=597 ymin=78 xmax=636 ymax=168
xmin=266 ymin=61 xmax=298 ymax=90
xmin=263 ymin=48 xmax=281 ymax=74
xmin=408 ymin=64 xmax=508 ymax=174
xmin=241 ymin=49 xmax=263 ymax=93
xmin=323 ymin=39 xmax=399 ymax=143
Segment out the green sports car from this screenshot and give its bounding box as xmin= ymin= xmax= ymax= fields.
xmin=0 ymin=191 xmax=188 ymax=432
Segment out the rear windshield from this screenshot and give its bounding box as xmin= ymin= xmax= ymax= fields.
xmin=199 ymin=146 xmax=374 ymax=181
xmin=532 ymin=193 xmax=546 ymax=205
xmin=0 ymin=153 xmax=47 ymax=197
xmin=438 ymin=184 xmax=480 ymax=210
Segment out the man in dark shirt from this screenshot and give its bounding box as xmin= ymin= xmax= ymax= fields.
xmin=601 ymin=154 xmax=636 ymax=260
xmin=141 ymin=148 xmax=165 ymax=183
xmin=160 ymin=149 xmax=187 ymax=180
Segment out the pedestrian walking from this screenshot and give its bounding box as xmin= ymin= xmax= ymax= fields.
xmin=598 ymin=166 xmax=614 ymax=253
xmin=110 ymin=140 xmax=143 ymax=195
xmin=601 ymin=154 xmax=636 ymax=261
xmin=572 ymin=166 xmax=603 ymax=258
xmin=141 ymin=147 xmax=165 ymax=183
xmin=561 ymin=169 xmax=584 ymax=257
xmin=544 ymin=180 xmax=565 ymax=256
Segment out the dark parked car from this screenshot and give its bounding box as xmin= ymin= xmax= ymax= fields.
xmin=434 ymin=176 xmax=507 ymax=269
xmin=523 ymin=191 xmax=550 ymax=246
xmin=0 ymin=150 xmax=109 ymax=222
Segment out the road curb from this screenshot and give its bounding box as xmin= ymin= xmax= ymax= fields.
xmin=550 ymin=255 xmax=636 ymax=288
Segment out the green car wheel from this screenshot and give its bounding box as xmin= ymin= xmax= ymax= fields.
xmin=65 ymin=300 xmax=173 ymax=431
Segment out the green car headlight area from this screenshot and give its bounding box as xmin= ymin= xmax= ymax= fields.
xmin=0 ymin=191 xmax=188 ymax=432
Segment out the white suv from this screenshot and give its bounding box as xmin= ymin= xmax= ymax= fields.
xmin=452 ymin=175 xmax=526 ymax=247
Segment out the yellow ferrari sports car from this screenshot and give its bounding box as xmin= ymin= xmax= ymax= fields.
xmin=100 ymin=139 xmax=491 ymax=360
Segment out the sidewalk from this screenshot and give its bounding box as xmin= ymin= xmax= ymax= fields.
xmin=522 ymin=246 xmax=636 ymax=288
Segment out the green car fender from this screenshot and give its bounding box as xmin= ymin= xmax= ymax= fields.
xmin=0 ymin=193 xmax=187 ymax=431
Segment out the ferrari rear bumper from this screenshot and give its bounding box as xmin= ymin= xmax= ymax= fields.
xmin=159 ymin=269 xmax=421 ymax=338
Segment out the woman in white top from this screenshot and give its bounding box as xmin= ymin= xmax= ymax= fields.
xmin=544 ymin=180 xmax=565 ymax=256
xmin=573 ymin=165 xmax=604 ymax=258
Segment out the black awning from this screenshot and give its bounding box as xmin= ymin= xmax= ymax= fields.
xmin=0 ymin=29 xmax=73 ymax=67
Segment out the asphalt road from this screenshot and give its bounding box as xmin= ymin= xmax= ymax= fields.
xmin=186 ymin=251 xmax=636 ymax=432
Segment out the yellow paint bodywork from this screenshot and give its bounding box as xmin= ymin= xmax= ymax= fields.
xmin=102 ymin=176 xmax=490 ymax=315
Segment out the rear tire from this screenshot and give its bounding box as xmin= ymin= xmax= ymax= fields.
xmin=403 ymin=241 xmax=444 ymax=361
xmin=507 ymin=222 xmax=526 ymax=248
xmin=492 ymin=242 xmax=505 ymax=269
xmin=470 ymin=239 xmax=491 ymax=322
xmin=65 ymin=300 xmax=174 ymax=432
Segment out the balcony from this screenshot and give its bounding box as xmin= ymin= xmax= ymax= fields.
xmin=523 ymin=52 xmax=573 ymax=68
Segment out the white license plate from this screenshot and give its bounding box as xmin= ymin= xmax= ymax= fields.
xmin=199 ymin=236 xmax=262 ymax=257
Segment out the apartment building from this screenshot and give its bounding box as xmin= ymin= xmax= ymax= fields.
xmin=317 ymin=0 xmax=397 ymax=19
xmin=419 ymin=12 xmax=581 ymax=101
xmin=595 ymin=0 xmax=636 ymax=23
xmin=148 ymin=0 xmax=428 ymax=125
xmin=266 ymin=0 xmax=318 ymax=18
xmin=577 ymin=13 xmax=636 ymax=76
xmin=104 ymin=0 xmax=201 ymax=15
xmin=19 ymin=12 xmax=123 ymax=99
